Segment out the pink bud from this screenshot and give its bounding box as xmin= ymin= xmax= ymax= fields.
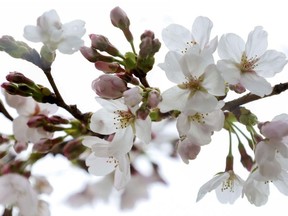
xmin=95 ymin=61 xmax=124 ymax=74
xmin=92 ymin=74 xmax=127 ymax=99
xmin=110 ymin=6 xmax=130 ymax=30
xmin=147 ymin=90 xmax=161 ymax=108
xmin=13 ymin=141 xmax=28 ymax=153
xmin=90 ymin=34 xmax=119 ymax=56
xmin=110 ymin=7 xmax=133 ymax=42
xmin=123 ymin=87 xmax=142 ymax=107
xmin=229 ymin=83 xmax=246 ymax=94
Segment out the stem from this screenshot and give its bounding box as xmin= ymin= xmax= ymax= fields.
xmin=2 ymin=208 xmax=12 ymax=216
xmin=0 ymin=100 xmax=13 ymax=121
xmin=222 ymin=82 xmax=288 ymax=111
xmin=43 ymin=68 xmax=90 ymax=125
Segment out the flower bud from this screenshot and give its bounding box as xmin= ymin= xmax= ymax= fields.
xmin=6 ymin=72 xmax=35 ymax=86
xmin=229 ymin=83 xmax=246 ymax=94
xmin=90 ymin=34 xmax=120 ymax=56
xmin=147 ymin=89 xmax=161 ymax=108
xmin=13 ymin=141 xmax=28 ymax=153
xmin=80 ymin=46 xmax=114 ymax=63
xmin=91 ymin=74 xmax=127 ymax=99
xmin=110 ymin=6 xmax=133 ymax=42
xmin=33 ymin=137 xmax=63 ymax=153
xmin=95 ymin=61 xmax=124 ymax=73
xmin=123 ymin=87 xmax=142 ymax=107
xmin=63 ymin=138 xmax=86 ymax=160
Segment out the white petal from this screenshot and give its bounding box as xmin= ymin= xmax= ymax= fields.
xmin=95 ymin=97 xmax=127 ymax=112
xmin=246 ymin=26 xmax=268 ymax=58
xmin=62 ymin=20 xmax=86 ymax=37
xmin=86 ymin=154 xmax=115 ymax=176
xmin=90 ymin=109 xmax=117 ymax=134
xmin=218 ymin=33 xmax=244 ymax=61
xmin=82 ymin=136 xmax=109 ymax=148
xmin=23 ymin=26 xmax=44 ymax=42
xmin=256 ymin=50 xmax=288 ymax=77
xmin=57 ymin=37 xmax=84 ymax=54
xmin=196 ymin=172 xmax=229 ymax=202
xmin=161 ymin=24 xmax=191 ymax=52
xmin=158 ymin=86 xmax=190 ymax=112
xmin=202 ymin=64 xmax=226 ymax=96
xmin=185 ymin=91 xmax=218 ymax=113
xmin=273 ymin=172 xmax=288 ymax=195
xmin=135 ymin=117 xmax=152 ymax=144
xmin=191 ymin=16 xmax=213 ymax=50
xmin=217 ymin=60 xmax=241 ymax=84
xmin=114 ymin=159 xmax=131 ymax=190
xmin=158 ymin=51 xmax=186 ymax=83
xmin=241 ymin=72 xmax=272 ymax=97
xmin=176 ymin=114 xmax=191 ymax=137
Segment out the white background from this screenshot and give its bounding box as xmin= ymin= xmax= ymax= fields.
xmin=1 ymin=0 xmax=288 ymax=215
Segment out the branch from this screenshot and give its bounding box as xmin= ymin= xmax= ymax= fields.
xmin=223 ymin=82 xmax=288 ymax=111
xmin=43 ymin=69 xmax=91 ymax=125
xmin=0 ymin=100 xmax=13 ymax=121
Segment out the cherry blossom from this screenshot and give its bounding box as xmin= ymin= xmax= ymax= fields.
xmin=82 ymin=135 xmax=131 ymax=190
xmin=89 ymin=97 xmax=152 ymax=147
xmin=5 ymin=94 xmax=58 ymax=143
xmin=158 ymin=48 xmax=225 ymax=114
xmin=197 ymin=171 xmax=244 ymax=204
xmin=0 ymin=174 xmax=38 ymax=216
xmin=217 ymin=26 xmax=287 ymax=97
xmin=176 ymin=108 xmax=224 ymax=145
xmin=162 ymin=16 xmax=217 ymax=54
xmin=23 ymin=9 xmax=86 ymax=54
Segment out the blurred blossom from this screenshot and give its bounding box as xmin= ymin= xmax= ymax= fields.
xmin=23 ymin=9 xmax=86 ymax=54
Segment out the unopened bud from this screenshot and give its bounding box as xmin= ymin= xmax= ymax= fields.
xmin=123 ymin=87 xmax=142 ymax=107
xmin=1 ymin=82 xmax=32 ymax=97
xmin=27 ymin=115 xmax=47 ymax=128
xmin=13 ymin=141 xmax=28 ymax=153
xmin=92 ymin=74 xmax=127 ymax=99
xmin=229 ymin=83 xmax=246 ymax=94
xmin=90 ymin=34 xmax=120 ymax=56
xmin=80 ymin=46 xmax=114 ymax=63
xmin=33 ymin=137 xmax=63 ymax=153
xmin=147 ymin=89 xmax=161 ymax=108
xmin=238 ymin=144 xmax=254 ymax=171
xmin=63 ymin=138 xmax=86 ymax=160
xmin=110 ymin=6 xmax=133 ymax=42
xmin=6 ymin=72 xmax=35 ymax=86
xmin=95 ymin=61 xmax=124 ymax=73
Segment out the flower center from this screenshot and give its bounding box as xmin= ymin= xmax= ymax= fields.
xmin=106 ymin=156 xmax=119 ymax=168
xmin=181 ymin=40 xmax=197 ymax=54
xmin=240 ymin=53 xmax=259 ymax=73
xmin=178 ymin=76 xmax=203 ymax=91
xmin=221 ymin=173 xmax=236 ymax=192
xmin=189 ymin=112 xmax=208 ymax=124
xmin=113 ymin=110 xmax=135 ymax=129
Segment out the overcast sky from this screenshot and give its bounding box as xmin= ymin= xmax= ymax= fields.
xmin=1 ymin=0 xmax=288 ymax=215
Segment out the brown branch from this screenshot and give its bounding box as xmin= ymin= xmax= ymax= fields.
xmin=222 ymin=82 xmax=288 ymax=112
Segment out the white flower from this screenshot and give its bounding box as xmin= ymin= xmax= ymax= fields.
xmin=158 ymin=48 xmax=225 ymax=114
xmin=242 ymin=169 xmax=270 ymax=206
xmin=162 ymin=16 xmax=217 ymax=54
xmin=83 ymin=135 xmax=131 ymax=190
xmin=24 ymin=9 xmax=86 ymax=54
xmin=0 ymin=174 xmax=38 ymax=216
xmin=217 ymin=26 xmax=287 ymax=97
xmin=90 ymin=97 xmax=152 ymax=147
xmin=177 ymin=108 xmax=224 ymax=145
xmin=255 ymin=114 xmax=288 ymax=179
xmin=5 ymin=94 xmax=58 ymax=143
xmin=196 ymin=171 xmax=244 ymax=204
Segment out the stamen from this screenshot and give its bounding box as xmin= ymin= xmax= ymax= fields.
xmin=240 ymin=52 xmax=259 ymax=73
xmin=113 ymin=110 xmax=135 ymax=129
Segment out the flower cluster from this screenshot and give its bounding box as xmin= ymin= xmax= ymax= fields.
xmin=1 ymin=6 xmax=288 ymax=215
